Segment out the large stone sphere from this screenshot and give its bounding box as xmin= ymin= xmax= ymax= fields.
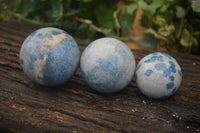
xmin=135 ymin=52 xmax=182 ymax=99
xmin=80 ymin=37 xmax=136 ymax=93
xmin=20 ymin=27 xmax=80 ymax=87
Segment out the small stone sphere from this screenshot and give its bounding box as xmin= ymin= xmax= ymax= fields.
xmin=135 ymin=52 xmax=182 ymax=99
xmin=80 ymin=37 xmax=136 ymax=93
xmin=20 ymin=27 xmax=80 ymax=87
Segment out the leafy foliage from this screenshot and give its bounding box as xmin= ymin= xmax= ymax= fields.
xmin=129 ymin=0 xmax=200 ymax=51
xmin=0 ymin=0 xmax=200 ymax=52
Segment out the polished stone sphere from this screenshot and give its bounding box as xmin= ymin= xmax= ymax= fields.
xmin=20 ymin=27 xmax=80 ymax=87
xmin=80 ymin=37 xmax=136 ymax=93
xmin=135 ymin=52 xmax=182 ymax=99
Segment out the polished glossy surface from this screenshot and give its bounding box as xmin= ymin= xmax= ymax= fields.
xmin=80 ymin=38 xmax=135 ymax=93
xmin=20 ymin=27 xmax=80 ymax=87
xmin=135 ymin=52 xmax=182 ymax=99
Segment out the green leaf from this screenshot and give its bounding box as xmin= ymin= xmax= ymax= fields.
xmin=43 ymin=0 xmax=63 ymax=22
xmin=143 ymin=9 xmax=155 ymax=16
xmin=138 ymin=34 xmax=160 ymax=50
xmin=174 ymin=21 xmax=183 ymax=39
xmin=119 ymin=5 xmax=137 ymax=33
xmin=82 ymin=0 xmax=94 ymax=3
xmin=18 ymin=0 xmax=37 ymax=17
xmin=79 ymin=4 xmax=92 ymax=19
xmin=79 ymin=23 xmax=88 ymax=30
xmin=176 ymin=6 xmax=186 ymax=18
xmin=87 ymin=27 xmax=96 ymax=38
xmin=62 ymin=18 xmax=73 ymax=28
xmin=138 ymin=0 xmax=148 ymax=9
xmin=156 ymin=10 xmax=173 ymax=22
xmin=138 ymin=0 xmax=155 ymax=16
xmin=0 ymin=0 xmax=21 ymax=20
xmin=192 ymin=36 xmax=198 ymax=48
xmin=126 ymin=4 xmax=137 ymax=15
xmin=0 ymin=9 xmax=13 ymax=20
xmin=191 ymin=0 xmax=200 ymax=13
xmin=0 ymin=0 xmax=21 ymax=11
xmin=151 ymin=0 xmax=164 ymax=9
xmin=140 ymin=14 xmax=149 ymax=27
xmin=97 ymin=8 xmax=115 ymax=28
xmin=50 ymin=0 xmax=63 ymax=21
xmin=159 ymin=4 xmax=169 ymax=12
xmin=139 ymin=0 xmax=163 ymax=16
xmin=180 ymin=28 xmax=192 ymax=47
xmin=170 ymin=45 xmax=177 ymax=50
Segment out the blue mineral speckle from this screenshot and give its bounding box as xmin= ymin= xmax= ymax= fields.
xmin=20 ymin=27 xmax=80 ymax=87
xmin=44 ymin=33 xmax=53 ymax=39
xmin=144 ymin=55 xmax=164 ymax=63
xmin=94 ymin=79 xmax=115 ymax=91
xmin=35 ymin=40 xmax=40 ymax=45
xmin=51 ymin=30 xmax=60 ymax=35
xmin=20 ymin=59 xmax=24 ymax=65
xmin=42 ymin=49 xmax=48 ymax=54
xmin=161 ymin=53 xmax=172 ymax=59
xmin=86 ymin=66 xmax=100 ymax=81
xmin=69 ymin=38 xmax=77 ymax=47
xmin=119 ymin=48 xmax=129 ymax=61
xmin=28 ymin=52 xmax=36 ymax=70
xmin=155 ymin=60 xmax=176 ymax=80
xmin=152 ymin=53 xmax=158 ymax=55
xmin=135 ymin=52 xmax=182 ymax=99
xmin=102 ymin=56 xmax=120 ymax=77
xmin=98 ymin=58 xmax=105 ymax=64
xmin=169 ymin=61 xmax=176 ymax=73
xmin=31 ymin=31 xmax=37 ymax=36
xmin=37 ymin=33 xmax=43 ymax=39
xmin=62 ymin=38 xmax=76 ymax=50
xmin=166 ymin=82 xmax=174 ymax=89
xmin=46 ymin=56 xmax=52 ymax=63
xmin=108 ymin=39 xmax=116 ymax=45
xmin=83 ymin=69 xmax=103 ymax=90
xmin=41 ymin=39 xmax=80 ymax=86
xmin=80 ymin=38 xmax=135 ymax=93
xmin=178 ymin=70 xmax=182 ymax=76
xmin=170 ymin=76 xmax=175 ymax=81
xmin=155 ymin=63 xmax=167 ymax=71
xmin=38 ymin=53 xmax=44 ymax=59
xmin=163 ymin=61 xmax=176 ymax=77
xmin=163 ymin=69 xmax=172 ymax=77
xmin=136 ymin=64 xmax=142 ymax=71
xmin=145 ymin=69 xmax=153 ymax=77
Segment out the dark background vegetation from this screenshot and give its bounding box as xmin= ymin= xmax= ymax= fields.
xmin=0 ymin=0 xmax=200 ymax=54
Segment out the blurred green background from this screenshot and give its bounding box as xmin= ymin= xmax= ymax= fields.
xmin=0 ymin=0 xmax=200 ymax=54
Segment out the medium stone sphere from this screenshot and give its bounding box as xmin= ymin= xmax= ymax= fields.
xmin=20 ymin=27 xmax=80 ymax=87
xmin=80 ymin=37 xmax=136 ymax=93
xmin=135 ymin=52 xmax=182 ymax=99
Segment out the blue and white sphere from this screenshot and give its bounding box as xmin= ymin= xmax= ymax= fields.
xmin=20 ymin=27 xmax=80 ymax=87
xmin=80 ymin=37 xmax=136 ymax=93
xmin=135 ymin=52 xmax=182 ymax=99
